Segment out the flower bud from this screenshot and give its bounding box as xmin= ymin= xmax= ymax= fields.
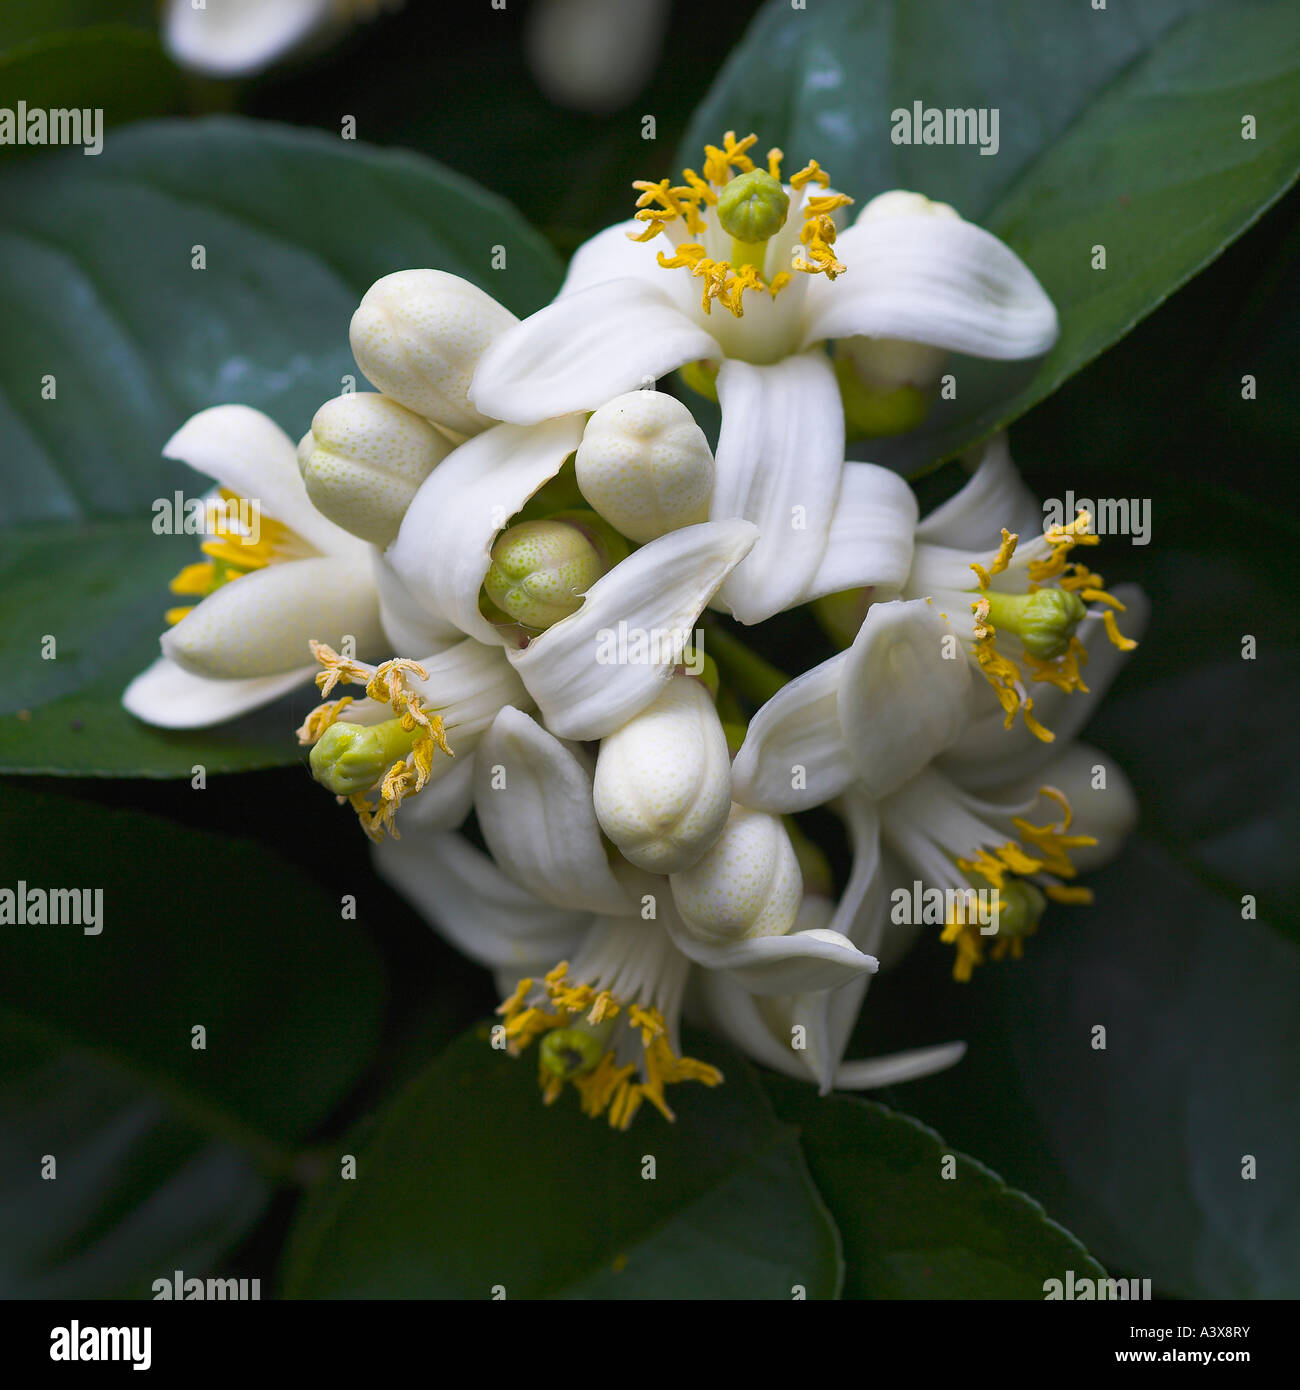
xmin=669 ymin=803 xmax=802 ymax=945
xmin=716 ymin=168 xmax=789 ymax=243
xmin=836 ymin=191 xmax=962 ymax=434
xmin=309 ymin=718 xmax=420 ymax=796
xmin=594 ymin=677 xmax=732 ymax=874
xmin=482 ymin=511 xmax=624 ymax=630
xmin=576 ymin=391 xmax=713 ymax=542
xmin=300 ymin=392 xmax=452 ymax=547
xmin=349 ymin=270 xmax=517 ymax=437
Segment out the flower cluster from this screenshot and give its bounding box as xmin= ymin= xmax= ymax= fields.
xmin=126 ymin=134 xmax=1141 ymax=1128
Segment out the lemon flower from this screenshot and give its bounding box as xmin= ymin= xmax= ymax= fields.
xmin=374 ymin=705 xmax=880 ymax=1128
xmin=123 ymin=405 xmax=385 ymax=729
xmin=471 ymin=131 xmax=1057 ymax=624
xmin=163 ymin=0 xmax=398 ymax=80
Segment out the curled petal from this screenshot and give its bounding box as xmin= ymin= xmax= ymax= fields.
xmin=122 ymin=656 xmax=309 ymax=729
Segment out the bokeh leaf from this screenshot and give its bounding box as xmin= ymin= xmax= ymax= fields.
xmin=0 ymin=781 xmax=385 ymax=1296
xmin=283 ymin=1026 xmax=843 ymax=1299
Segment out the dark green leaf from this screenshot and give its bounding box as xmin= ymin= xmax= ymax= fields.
xmin=0 ymin=29 xmax=184 ymax=166
xmin=764 ymin=1077 xmax=1104 ymax=1298
xmin=0 ymin=781 xmax=385 ymax=1295
xmin=283 ymin=1026 xmax=842 ymax=1298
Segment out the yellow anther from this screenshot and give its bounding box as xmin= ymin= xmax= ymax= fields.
xmin=496 ymin=963 xmax=721 ymax=1129
xmin=789 ymin=160 xmax=830 ymax=190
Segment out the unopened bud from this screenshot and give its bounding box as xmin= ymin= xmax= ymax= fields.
xmin=576 ymin=392 xmax=713 ymax=542
xmin=669 ymin=804 xmax=802 ymax=944
xmin=300 ymin=393 xmax=451 ymax=547
xmin=482 ymin=511 xmax=625 ymax=630
xmin=594 ymin=678 xmax=732 ymax=874
xmin=349 ymin=269 xmax=516 ymax=437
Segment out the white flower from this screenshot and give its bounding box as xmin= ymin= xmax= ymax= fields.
xmin=385 ymin=411 xmax=759 ymax=742
xmin=162 ymin=0 xmax=398 ymax=80
xmin=123 ymin=405 xmax=384 ymax=729
xmin=372 ymin=704 xmax=879 ymax=1128
xmin=524 ymin=0 xmax=669 ymax=114
xmin=471 ymin=131 xmax=1057 ymax=624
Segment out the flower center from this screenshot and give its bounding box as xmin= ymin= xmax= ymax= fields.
xmin=967 ymin=513 xmax=1137 ymax=743
xmin=941 ymin=786 xmax=1096 ymax=981
xmin=629 ymin=130 xmax=853 ymax=320
xmin=297 ymin=643 xmax=453 ymax=842
xmin=497 ymin=962 xmax=722 ymax=1130
xmin=164 ymin=489 xmax=296 ymax=625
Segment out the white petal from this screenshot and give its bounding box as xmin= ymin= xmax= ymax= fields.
xmin=373 ymin=827 xmax=591 ymax=971
xmin=162 ymin=0 xmax=332 ymax=78
xmin=839 ymin=599 xmax=973 ymax=798
xmin=915 ymin=433 xmax=1043 ymax=547
xmin=395 ymin=752 xmax=476 ymax=832
xmin=508 ymin=518 xmax=757 ymax=741
xmin=801 ymin=216 xmax=1058 ymax=360
xmin=470 ymin=279 xmax=717 ymax=424
xmin=558 ymin=220 xmax=680 ymax=298
xmin=370 ymin=551 xmax=463 ymax=653
xmin=161 ymin=556 xmax=383 ymax=680
xmin=403 ymin=639 xmax=532 ymax=743
xmin=665 ymin=919 xmax=878 ymax=995
xmin=711 ymin=350 xmax=843 ymax=624
xmin=940 ymin=584 xmax=1149 ymax=790
xmin=693 ymin=970 xmax=819 ymax=1082
xmin=163 ymin=405 xmax=363 ymax=558
xmin=122 ymin=655 xmax=310 ymax=730
xmin=834 ymin=1042 xmax=967 ymax=1090
xmin=729 ymin=652 xmax=853 ymax=813
xmin=473 ymin=706 xmax=631 ymax=914
xmin=800 ymin=461 xmax=918 ymax=605
xmin=388 ymin=416 xmax=585 ymax=645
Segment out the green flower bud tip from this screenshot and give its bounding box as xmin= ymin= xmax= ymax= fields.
xmin=833 ymin=357 xmax=931 ymax=439
xmin=539 ymin=1027 xmax=606 ymax=1079
xmin=983 ymin=587 xmax=1087 ymax=660
xmin=482 ymin=514 xmax=619 ymax=631
xmin=716 ymin=168 xmax=789 ymax=244
xmin=992 ymin=878 xmax=1047 ymax=939
xmin=310 ymin=718 xmax=419 ymax=796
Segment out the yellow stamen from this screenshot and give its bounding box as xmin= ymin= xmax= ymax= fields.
xmin=496 ymin=963 xmax=721 ymax=1130
xmin=301 ymin=644 xmax=452 ymax=842
xmin=631 ymin=132 xmax=853 ymax=318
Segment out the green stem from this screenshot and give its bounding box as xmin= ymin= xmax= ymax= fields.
xmin=705 ymin=623 xmax=791 ymax=706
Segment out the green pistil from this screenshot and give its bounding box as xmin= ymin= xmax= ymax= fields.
xmin=991 ymin=878 xmax=1047 ymax=939
xmin=539 ymin=1022 xmax=615 ymax=1079
xmin=981 ymin=587 xmax=1086 ymax=660
xmin=309 ymin=717 xmax=420 ymax=796
xmin=716 ymin=168 xmax=789 ymax=243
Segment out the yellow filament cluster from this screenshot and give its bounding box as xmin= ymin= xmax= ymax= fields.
xmin=165 ymin=489 xmax=295 ymax=625
xmin=969 ymin=513 xmax=1136 ymax=743
xmin=629 ymin=131 xmax=853 ymax=317
xmin=497 ymin=963 xmax=722 ymax=1130
xmin=942 ymin=787 xmax=1097 ymax=981
xmin=297 ymin=641 xmax=452 ymax=842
